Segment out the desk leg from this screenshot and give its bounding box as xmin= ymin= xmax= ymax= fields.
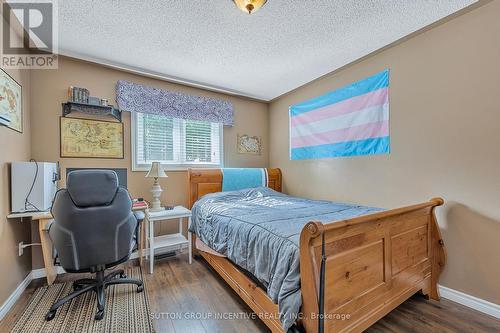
xmin=179 ymin=218 xmax=183 ymax=253
xmin=188 ymin=216 xmax=192 ymax=265
xmin=39 ymin=219 xmax=57 ymax=285
xmin=139 ymin=219 xmax=145 ymax=267
xmin=149 ymin=217 xmax=154 ymax=274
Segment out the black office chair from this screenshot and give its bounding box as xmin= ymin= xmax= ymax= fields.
xmin=45 ymin=170 xmax=143 ymax=321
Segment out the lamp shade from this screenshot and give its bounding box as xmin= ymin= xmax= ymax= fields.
xmin=145 ymin=162 xmax=168 ymax=178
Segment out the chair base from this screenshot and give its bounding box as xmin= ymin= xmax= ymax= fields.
xmin=45 ymin=268 xmax=143 ymax=321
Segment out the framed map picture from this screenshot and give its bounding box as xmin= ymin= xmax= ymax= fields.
xmin=237 ymin=134 xmax=262 ymax=155
xmin=0 ymin=69 xmax=22 ymax=133
xmin=60 ymin=117 xmax=124 ymax=158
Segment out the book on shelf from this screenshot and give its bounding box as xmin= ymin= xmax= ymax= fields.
xmin=68 ymin=86 xmax=90 ymax=103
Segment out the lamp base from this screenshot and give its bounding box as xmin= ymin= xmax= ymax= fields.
xmin=150 ymin=178 xmax=164 ymax=212
xmin=149 ymin=206 xmax=164 ymax=212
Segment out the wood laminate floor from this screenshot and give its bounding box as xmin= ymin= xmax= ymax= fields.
xmin=1 ymin=253 xmax=499 ymax=333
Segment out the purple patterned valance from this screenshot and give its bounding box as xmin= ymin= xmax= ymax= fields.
xmin=116 ymin=80 xmax=234 ymax=126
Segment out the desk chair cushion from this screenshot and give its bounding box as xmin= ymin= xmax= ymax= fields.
xmin=67 ymin=170 xmax=118 ymax=207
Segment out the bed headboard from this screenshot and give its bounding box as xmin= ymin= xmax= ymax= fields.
xmin=188 ymin=168 xmax=282 ymax=208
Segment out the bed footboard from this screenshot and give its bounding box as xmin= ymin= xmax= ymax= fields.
xmin=299 ymin=198 xmax=446 ymax=333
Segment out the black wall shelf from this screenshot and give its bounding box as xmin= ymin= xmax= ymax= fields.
xmin=62 ymin=102 xmax=122 ymax=122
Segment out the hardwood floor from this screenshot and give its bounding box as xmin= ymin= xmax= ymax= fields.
xmin=1 ymin=253 xmax=499 ymax=333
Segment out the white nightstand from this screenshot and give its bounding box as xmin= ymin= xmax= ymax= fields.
xmin=145 ymin=206 xmax=192 ymax=274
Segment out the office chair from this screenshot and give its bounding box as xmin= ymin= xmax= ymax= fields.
xmin=45 ymin=170 xmax=143 ymax=321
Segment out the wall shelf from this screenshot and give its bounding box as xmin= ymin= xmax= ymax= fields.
xmin=62 ymin=102 xmax=122 ymax=122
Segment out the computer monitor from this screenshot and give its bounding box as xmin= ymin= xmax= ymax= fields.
xmin=66 ymin=168 xmax=128 ymax=188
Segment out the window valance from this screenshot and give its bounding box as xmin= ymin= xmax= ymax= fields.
xmin=116 ymin=80 xmax=234 ymax=126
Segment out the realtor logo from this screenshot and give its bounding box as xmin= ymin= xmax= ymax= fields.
xmin=1 ymin=0 xmax=58 ymax=69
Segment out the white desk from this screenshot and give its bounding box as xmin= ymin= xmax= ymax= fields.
xmin=145 ymin=206 xmax=192 ymax=274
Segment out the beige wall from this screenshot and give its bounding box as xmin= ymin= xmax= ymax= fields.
xmin=269 ymin=1 xmax=500 ymax=305
xmin=0 ymin=23 xmax=33 ymax=306
xmin=29 ymin=56 xmax=269 ymax=268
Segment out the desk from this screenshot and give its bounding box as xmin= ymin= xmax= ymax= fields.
xmin=7 ymin=205 xmax=147 ymax=285
xmin=7 ymin=211 xmax=57 ymax=285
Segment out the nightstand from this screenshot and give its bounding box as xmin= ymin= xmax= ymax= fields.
xmin=144 ymin=206 xmax=192 ymax=274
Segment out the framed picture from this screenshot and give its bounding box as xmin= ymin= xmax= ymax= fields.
xmin=237 ymin=134 xmax=262 ymax=155
xmin=60 ymin=117 xmax=124 ymax=159
xmin=0 ymin=68 xmax=22 ymax=133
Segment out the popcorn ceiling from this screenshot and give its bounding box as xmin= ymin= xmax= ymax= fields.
xmin=57 ymin=0 xmax=476 ymax=101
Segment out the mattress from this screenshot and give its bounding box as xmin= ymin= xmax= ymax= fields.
xmin=189 ymin=187 xmax=382 ymax=331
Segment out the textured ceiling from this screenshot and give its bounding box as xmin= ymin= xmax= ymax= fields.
xmin=57 ymin=0 xmax=477 ymax=101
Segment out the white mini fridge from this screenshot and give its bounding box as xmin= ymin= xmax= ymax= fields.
xmin=11 ymin=161 xmax=59 ymax=213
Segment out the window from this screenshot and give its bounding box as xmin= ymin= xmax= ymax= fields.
xmin=132 ymin=112 xmax=223 ymax=170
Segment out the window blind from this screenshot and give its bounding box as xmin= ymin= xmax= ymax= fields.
xmin=134 ymin=113 xmax=222 ymax=168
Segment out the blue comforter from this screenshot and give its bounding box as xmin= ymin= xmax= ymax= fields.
xmin=190 ymin=187 xmax=382 ymax=331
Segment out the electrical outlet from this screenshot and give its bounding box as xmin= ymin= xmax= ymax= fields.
xmin=19 ymin=241 xmax=24 ymax=256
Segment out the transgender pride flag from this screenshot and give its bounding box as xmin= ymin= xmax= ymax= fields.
xmin=290 ymin=69 xmax=390 ymax=160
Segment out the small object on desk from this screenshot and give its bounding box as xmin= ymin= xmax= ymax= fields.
xmin=165 ymin=205 xmax=174 ymax=210
xmin=132 ymin=200 xmax=148 ymax=209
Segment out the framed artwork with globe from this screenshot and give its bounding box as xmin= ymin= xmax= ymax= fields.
xmin=0 ymin=68 xmax=22 ymax=133
xmin=237 ymin=134 xmax=262 ymax=155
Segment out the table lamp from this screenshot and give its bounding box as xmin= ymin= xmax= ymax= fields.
xmin=145 ymin=162 xmax=168 ymax=212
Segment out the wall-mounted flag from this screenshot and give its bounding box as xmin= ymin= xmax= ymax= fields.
xmin=290 ymin=69 xmax=390 ymax=160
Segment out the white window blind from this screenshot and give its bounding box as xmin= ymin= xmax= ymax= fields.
xmin=132 ymin=112 xmax=222 ymax=170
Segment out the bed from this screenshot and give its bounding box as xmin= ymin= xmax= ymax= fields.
xmin=188 ymin=168 xmax=446 ymax=333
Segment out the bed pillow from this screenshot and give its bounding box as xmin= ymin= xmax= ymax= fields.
xmin=221 ymin=168 xmax=268 ymax=191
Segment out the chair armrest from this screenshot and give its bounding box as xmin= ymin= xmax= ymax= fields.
xmin=46 ymin=218 xmax=55 ymax=232
xmin=133 ymin=211 xmax=145 ymax=223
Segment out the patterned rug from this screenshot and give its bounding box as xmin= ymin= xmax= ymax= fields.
xmin=11 ymin=267 xmax=154 ymax=333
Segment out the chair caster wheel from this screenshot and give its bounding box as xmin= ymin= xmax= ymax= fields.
xmin=95 ymin=310 xmax=104 ymax=320
xmin=119 ymin=273 xmax=127 ymax=278
xmin=45 ymin=310 xmax=56 ymax=321
xmin=137 ymin=285 xmax=144 ymax=293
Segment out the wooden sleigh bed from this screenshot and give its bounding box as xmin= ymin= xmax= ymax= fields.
xmin=188 ymin=168 xmax=446 ymax=333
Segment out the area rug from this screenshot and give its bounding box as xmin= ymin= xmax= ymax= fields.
xmin=11 ymin=266 xmax=154 ymax=333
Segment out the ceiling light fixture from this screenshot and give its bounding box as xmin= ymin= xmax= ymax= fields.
xmin=233 ymin=0 xmax=267 ymax=14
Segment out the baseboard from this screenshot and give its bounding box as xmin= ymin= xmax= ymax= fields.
xmin=0 ymin=272 xmax=32 ymax=321
xmin=438 ymin=285 xmax=500 ymax=319
xmin=130 ymin=250 xmax=146 ymax=260
xmin=30 ymin=266 xmax=66 ymax=280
